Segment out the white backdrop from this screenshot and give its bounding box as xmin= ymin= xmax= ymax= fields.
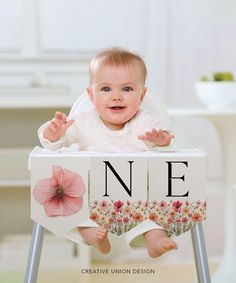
xmin=1 ymin=0 xmax=235 ymax=260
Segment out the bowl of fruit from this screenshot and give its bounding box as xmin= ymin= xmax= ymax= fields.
xmin=195 ymin=72 xmax=236 ymax=109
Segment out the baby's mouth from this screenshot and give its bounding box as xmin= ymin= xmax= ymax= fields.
xmin=109 ymin=106 xmax=125 ymax=110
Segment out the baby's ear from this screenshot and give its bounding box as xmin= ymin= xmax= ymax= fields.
xmin=140 ymin=87 xmax=147 ymax=102
xmin=87 ymin=87 xmax=94 ymax=103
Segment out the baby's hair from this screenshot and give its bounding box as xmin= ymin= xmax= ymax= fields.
xmin=89 ymin=47 xmax=147 ymax=85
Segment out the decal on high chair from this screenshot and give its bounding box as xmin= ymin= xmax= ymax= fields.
xmin=30 ymin=147 xmax=207 ymax=238
xmin=30 ymin=151 xmax=89 ymax=237
xmin=89 ymin=153 xmax=206 ymax=236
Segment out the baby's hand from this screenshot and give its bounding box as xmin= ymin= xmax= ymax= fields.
xmin=138 ymin=129 xmax=174 ymax=146
xmin=43 ymin=111 xmax=74 ymax=142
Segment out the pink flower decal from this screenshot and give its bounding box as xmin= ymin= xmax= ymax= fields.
xmin=33 ymin=166 xmax=85 ymax=217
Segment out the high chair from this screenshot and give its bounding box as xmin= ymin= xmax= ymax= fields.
xmin=24 ymin=92 xmax=211 ymax=283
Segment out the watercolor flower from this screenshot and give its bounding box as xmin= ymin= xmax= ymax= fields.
xmin=159 ymin=200 xmax=167 ymax=208
xmin=33 ymin=166 xmax=85 ymax=217
xmin=123 ymin=216 xmax=129 ymax=223
xmin=172 ymin=201 xmax=182 ymax=212
xmin=142 ymin=201 xmax=148 ymax=207
xmin=124 ymin=206 xmax=131 ymax=213
xmin=133 ymin=212 xmax=143 ymax=222
xmin=108 ymin=217 xmax=114 ymax=224
xmin=114 ymin=200 xmax=124 ymax=212
xmin=99 ymin=200 xmax=108 ymax=209
xmin=149 ymin=212 xmax=158 ymax=222
xmin=182 ymin=207 xmax=190 ymax=214
xmin=90 ymin=212 xmax=99 ymax=222
xmin=191 ymin=213 xmax=202 ymax=222
xmin=182 ymin=217 xmax=188 ymax=223
xmin=137 ymin=200 xmax=142 ymax=207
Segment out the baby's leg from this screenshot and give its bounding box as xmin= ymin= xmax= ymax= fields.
xmin=144 ymin=229 xmax=177 ymax=258
xmin=79 ymin=226 xmax=111 ymax=254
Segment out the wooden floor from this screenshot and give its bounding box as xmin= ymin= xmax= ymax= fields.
xmin=0 ymin=261 xmax=218 ymax=283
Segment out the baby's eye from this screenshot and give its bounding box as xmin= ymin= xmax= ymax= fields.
xmin=122 ymin=86 xmax=133 ymax=92
xmin=101 ymin=86 xmax=111 ymax=92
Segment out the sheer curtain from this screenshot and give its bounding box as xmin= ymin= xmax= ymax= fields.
xmin=146 ymin=0 xmax=236 ymax=180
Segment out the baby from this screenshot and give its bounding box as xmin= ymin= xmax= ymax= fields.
xmin=38 ymin=47 xmax=177 ymax=258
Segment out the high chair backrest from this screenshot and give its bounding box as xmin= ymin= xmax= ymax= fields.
xmin=68 ymin=91 xmax=171 ymax=126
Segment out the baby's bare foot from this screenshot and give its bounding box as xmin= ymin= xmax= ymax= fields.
xmin=150 ymin=237 xmax=177 ymax=257
xmin=144 ymin=229 xmax=178 ymax=258
xmin=79 ymin=226 xmax=111 ymax=254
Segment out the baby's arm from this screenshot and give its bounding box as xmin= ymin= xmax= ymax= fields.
xmin=138 ymin=129 xmax=174 ymax=146
xmin=43 ymin=111 xmax=74 ymax=142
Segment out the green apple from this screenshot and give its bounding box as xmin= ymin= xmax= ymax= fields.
xmin=213 ymin=72 xmax=234 ymax=81
xmin=200 ymin=76 xmax=209 ymax=82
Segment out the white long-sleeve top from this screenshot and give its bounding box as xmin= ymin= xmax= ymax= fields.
xmin=38 ymin=108 xmax=173 ymax=152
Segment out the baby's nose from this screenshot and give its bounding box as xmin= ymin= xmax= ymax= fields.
xmin=112 ymin=91 xmax=123 ymax=100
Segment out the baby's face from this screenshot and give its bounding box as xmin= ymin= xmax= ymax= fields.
xmin=87 ymin=64 xmax=146 ymax=130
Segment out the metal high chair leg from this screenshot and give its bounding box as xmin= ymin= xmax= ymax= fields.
xmin=24 ymin=222 xmax=45 ymax=283
xmin=191 ymin=223 xmax=211 ymax=283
